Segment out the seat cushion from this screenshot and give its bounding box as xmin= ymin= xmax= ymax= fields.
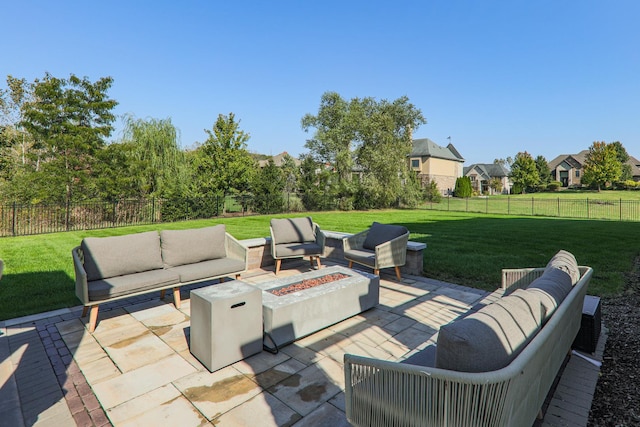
xmin=88 ymin=269 xmax=180 ymax=301
xmin=343 ymin=248 xmax=376 ymax=268
xmin=435 ymin=289 xmax=543 ymax=372
xmin=362 ymin=222 xmax=408 ymax=250
xmin=81 ymin=231 xmax=163 ymax=281
xmin=161 ymin=225 xmax=227 ymax=268
xmin=546 ymin=250 xmax=580 ymax=285
xmin=271 ymin=217 xmax=316 ymax=244
xmin=167 ymin=258 xmax=246 ymax=283
xmin=273 ymin=242 xmax=322 ymax=258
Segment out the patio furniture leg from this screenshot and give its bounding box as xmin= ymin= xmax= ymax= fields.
xmin=315 ymin=256 xmax=322 ymax=270
xmin=235 ymin=273 xmax=241 ymax=279
xmin=173 ymin=287 xmax=181 ymax=309
xmin=395 ymin=266 xmax=402 ymax=281
xmin=348 ymin=260 xmax=353 ymax=269
xmin=374 ymin=269 xmax=380 ymax=276
xmin=219 ymin=277 xmax=225 ymax=283
xmin=160 ymin=289 xmax=166 ymax=299
xmin=88 ymin=305 xmax=99 ymax=333
xmin=82 ymin=306 xmax=89 ymax=317
xmin=309 ymin=258 xmax=314 ymax=267
xmin=275 ymin=259 xmax=281 ymax=275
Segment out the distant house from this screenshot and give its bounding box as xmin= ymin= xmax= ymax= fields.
xmin=548 ymin=150 xmax=640 ymax=187
xmin=258 ymin=151 xmax=301 ymax=168
xmin=409 ymin=138 xmax=465 ymax=195
xmin=463 ymin=163 xmax=512 ymax=195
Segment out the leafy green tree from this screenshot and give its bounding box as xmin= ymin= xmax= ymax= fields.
xmin=423 ymin=178 xmax=442 ymax=203
xmin=489 ymin=177 xmax=503 ymax=194
xmin=535 ymin=155 xmax=551 ymax=189
xmin=251 ymin=159 xmax=285 ymax=213
xmin=493 ymin=157 xmax=513 ymax=169
xmin=454 ymin=176 xmax=472 ymax=197
xmin=19 ymin=73 xmax=117 ymax=203
xmin=298 ymin=155 xmax=335 ymax=211
xmin=192 ymin=113 xmax=255 ymax=211
xmin=582 ymin=141 xmax=622 ymax=191
xmin=510 ymin=152 xmax=539 ymax=194
xmin=121 ymin=115 xmax=186 ymax=198
xmin=280 ymin=153 xmax=300 ymax=194
xmin=610 ymin=141 xmax=632 ymax=182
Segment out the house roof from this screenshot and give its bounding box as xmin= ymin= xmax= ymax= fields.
xmin=410 ymin=138 xmax=465 ymax=162
xmin=548 ymin=150 xmax=640 ymax=178
xmin=464 ymin=163 xmax=510 ymax=179
xmin=258 ymin=151 xmax=301 ymax=168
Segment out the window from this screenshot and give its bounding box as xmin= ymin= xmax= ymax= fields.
xmin=411 ymin=159 xmax=420 ymax=169
xmin=576 ymin=170 xmax=580 ymax=178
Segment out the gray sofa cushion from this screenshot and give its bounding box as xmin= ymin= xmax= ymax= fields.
xmin=81 ymin=231 xmax=163 ymax=281
xmin=161 ymin=225 xmax=227 ymax=268
xmin=88 ymin=269 xmax=180 ymax=301
xmin=527 ymin=267 xmax=573 ymax=321
xmin=546 ymin=250 xmax=580 ymax=285
xmin=362 ymin=222 xmax=408 ymax=250
xmin=435 ymin=289 xmax=543 ymax=372
xmin=273 ymin=242 xmax=322 ymax=258
xmin=271 ymin=217 xmax=316 ymax=244
xmin=167 ymin=258 xmax=246 ymax=283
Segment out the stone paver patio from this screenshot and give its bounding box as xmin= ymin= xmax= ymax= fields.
xmin=0 ymin=259 xmax=606 ymax=426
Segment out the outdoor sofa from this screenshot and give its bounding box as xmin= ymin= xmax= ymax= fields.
xmin=72 ymin=225 xmax=247 ymax=332
xmin=344 ymin=250 xmax=593 ymax=427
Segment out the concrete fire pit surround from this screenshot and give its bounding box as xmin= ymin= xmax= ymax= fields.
xmin=251 ymin=265 xmax=380 ymax=347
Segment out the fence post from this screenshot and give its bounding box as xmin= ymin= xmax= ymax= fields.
xmin=508 ymin=196 xmax=510 ymax=215
xmin=12 ymin=201 xmax=16 ymax=236
xmin=486 ymin=197 xmax=488 ymax=214
xmin=558 ymin=198 xmax=560 ymax=217
xmin=620 ymin=198 xmax=623 ymax=221
xmin=587 ymin=198 xmax=590 ymax=219
xmin=152 ymin=198 xmax=156 ymax=223
xmin=531 ymin=197 xmax=534 ymax=216
xmin=113 ymin=200 xmax=117 ymax=227
xmin=65 ymin=198 xmax=71 ymax=231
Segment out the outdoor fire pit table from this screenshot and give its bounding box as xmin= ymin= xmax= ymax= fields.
xmin=190 ymin=281 xmax=263 ymax=372
xmin=251 ymin=266 xmax=379 ymax=348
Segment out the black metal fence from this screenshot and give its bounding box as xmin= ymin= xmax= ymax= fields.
xmin=2 ymin=195 xmax=639 ymax=237
xmin=425 ymin=196 xmax=640 ymax=222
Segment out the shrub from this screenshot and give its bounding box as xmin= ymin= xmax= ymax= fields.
xmin=547 ymin=181 xmax=562 ymax=191
xmin=423 ymin=179 xmax=442 ymax=203
xmin=454 ymin=176 xmax=472 ymax=198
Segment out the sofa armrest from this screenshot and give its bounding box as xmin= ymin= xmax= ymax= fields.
xmin=343 ymin=229 xmax=369 ymax=252
xmin=72 ymin=246 xmax=90 ymax=305
xmin=225 ymin=233 xmax=248 ymax=271
xmin=374 ymin=232 xmax=409 ymax=269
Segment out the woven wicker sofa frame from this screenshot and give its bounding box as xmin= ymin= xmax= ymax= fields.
xmin=73 ymin=230 xmax=248 ymax=333
xmin=344 ymin=265 xmax=593 ymax=427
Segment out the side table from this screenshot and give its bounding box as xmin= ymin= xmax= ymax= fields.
xmin=190 ymin=281 xmax=263 ymax=372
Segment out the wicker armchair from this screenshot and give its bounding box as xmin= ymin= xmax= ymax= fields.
xmin=270 ymin=217 xmax=325 ymax=275
xmin=343 ymin=222 xmax=409 ymax=280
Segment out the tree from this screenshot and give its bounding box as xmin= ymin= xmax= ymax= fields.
xmin=453 ymin=176 xmax=472 ymax=197
xmin=582 ymin=141 xmax=622 ymax=191
xmin=192 ymin=113 xmax=255 ymax=209
xmin=494 ymin=157 xmax=513 ymax=169
xmin=489 ymin=177 xmax=503 ymax=194
xmin=121 ymin=115 xmax=186 ymax=198
xmin=251 ymin=159 xmax=285 ymax=213
xmin=535 ymin=155 xmax=551 ymax=189
xmin=610 ymin=141 xmax=632 ymax=182
xmin=510 ymin=152 xmax=539 ymax=194
xmin=19 ymin=73 xmax=117 ymax=203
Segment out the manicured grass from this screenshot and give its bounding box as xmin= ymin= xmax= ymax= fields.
xmin=1 ymin=210 xmax=638 ymax=321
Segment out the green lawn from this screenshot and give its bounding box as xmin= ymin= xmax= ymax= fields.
xmin=1 ymin=209 xmax=638 ymax=321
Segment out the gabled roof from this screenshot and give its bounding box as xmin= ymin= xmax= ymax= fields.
xmin=548 ymin=150 xmax=589 ymax=170
xmin=464 ymin=163 xmax=510 ymax=180
xmin=409 ymin=138 xmax=465 ymax=162
xmin=258 ymin=151 xmax=301 ymax=168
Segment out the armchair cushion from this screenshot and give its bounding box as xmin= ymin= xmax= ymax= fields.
xmin=546 ymin=249 xmax=580 ymax=285
xmin=161 ymin=225 xmax=227 ymax=268
xmin=362 ymin=222 xmax=409 ymax=250
xmin=271 ymin=217 xmax=316 ymax=244
xmin=273 ymin=242 xmax=323 ymax=258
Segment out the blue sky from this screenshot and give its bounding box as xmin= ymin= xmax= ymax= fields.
xmin=3 ymin=1 xmax=639 ymax=165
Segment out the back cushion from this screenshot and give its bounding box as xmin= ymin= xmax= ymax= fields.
xmin=362 ymin=222 xmax=408 ymax=250
xmin=527 ymin=267 xmax=573 ymax=321
xmin=546 ymin=250 xmax=580 ymax=285
xmin=81 ymin=231 xmax=163 ymax=281
xmin=271 ymin=217 xmax=316 ymax=244
xmin=435 ymin=289 xmax=543 ymax=372
xmin=161 ymin=225 xmax=227 ymax=268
